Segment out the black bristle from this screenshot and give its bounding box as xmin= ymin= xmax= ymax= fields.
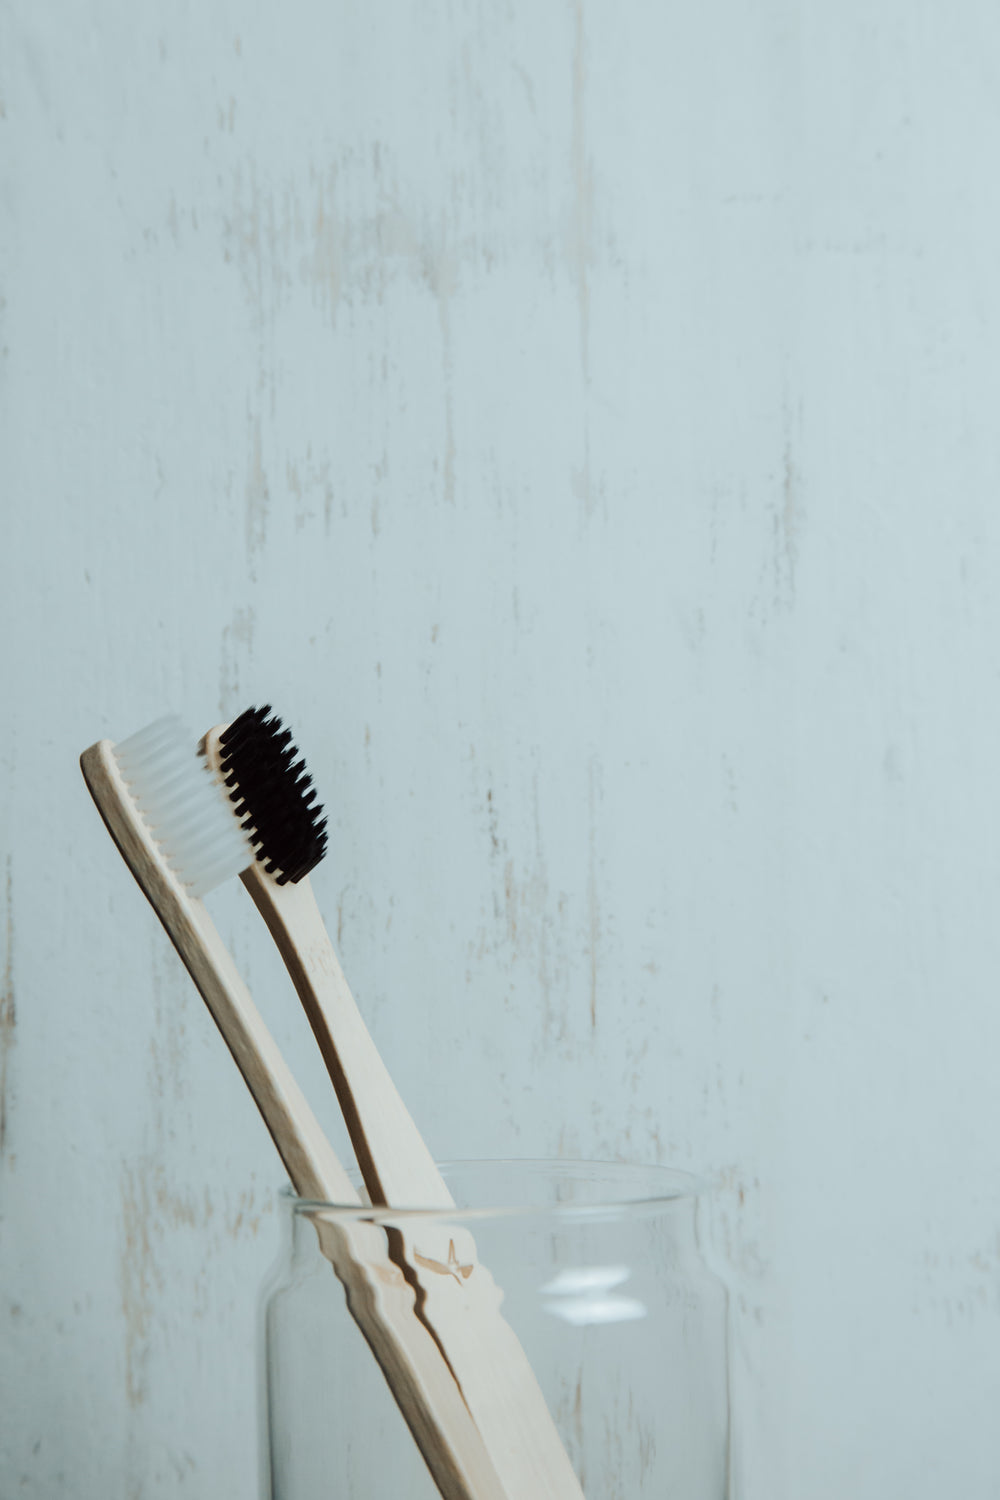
xmin=218 ymin=705 xmax=329 ymax=883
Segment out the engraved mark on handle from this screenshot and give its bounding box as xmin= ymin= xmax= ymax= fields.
xmin=414 ymin=1239 xmax=475 ymax=1283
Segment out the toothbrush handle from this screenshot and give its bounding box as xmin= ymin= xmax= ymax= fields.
xmin=240 ymin=866 xmax=451 ymax=1207
xmin=241 ymin=866 xmax=587 ymax=1499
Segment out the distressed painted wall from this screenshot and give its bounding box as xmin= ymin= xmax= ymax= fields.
xmin=3 ymin=2 xmax=1000 ymax=1496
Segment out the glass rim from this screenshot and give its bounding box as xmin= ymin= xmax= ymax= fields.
xmin=281 ymin=1157 xmax=707 ymax=1226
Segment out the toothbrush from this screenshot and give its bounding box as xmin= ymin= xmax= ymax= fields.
xmin=203 ymin=706 xmax=587 ymax=1500
xmin=80 ymin=719 xmax=507 ymax=1500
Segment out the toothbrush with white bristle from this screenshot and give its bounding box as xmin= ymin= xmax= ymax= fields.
xmin=80 ymin=718 xmax=506 ymax=1500
xmin=202 ymin=707 xmax=587 ymax=1500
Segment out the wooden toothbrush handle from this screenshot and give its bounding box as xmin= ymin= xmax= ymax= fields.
xmin=80 ymin=741 xmax=508 ymax=1500
xmin=389 ymin=1219 xmax=588 ymax=1500
xmin=239 ymin=866 xmax=451 ymax=1207
xmin=316 ymin=1215 xmax=511 ymax=1500
xmin=240 ymin=867 xmax=586 ymax=1498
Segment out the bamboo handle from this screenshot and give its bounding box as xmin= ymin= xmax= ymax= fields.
xmin=240 ymin=867 xmax=450 ymax=1207
xmin=242 ymin=869 xmax=587 ymax=1498
xmin=200 ymin=724 xmax=585 ymax=1497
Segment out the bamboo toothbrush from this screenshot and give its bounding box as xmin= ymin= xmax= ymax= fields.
xmin=80 ymin=718 xmax=507 ymax=1500
xmin=203 ymin=706 xmax=587 ymax=1500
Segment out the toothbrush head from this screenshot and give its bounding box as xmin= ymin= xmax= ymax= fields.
xmin=112 ymin=715 xmax=256 ymax=898
xmin=217 ymin=705 xmax=328 ymax=885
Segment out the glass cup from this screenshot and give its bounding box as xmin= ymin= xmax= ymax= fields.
xmin=262 ymin=1159 xmax=730 ymax=1498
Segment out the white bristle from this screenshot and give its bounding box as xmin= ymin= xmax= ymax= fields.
xmin=113 ymin=715 xmax=255 ymax=897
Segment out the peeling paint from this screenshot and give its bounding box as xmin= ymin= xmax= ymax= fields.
xmin=119 ymin=1156 xmax=256 ymax=1412
xmin=219 ymin=605 xmax=256 ymax=717
xmin=287 ymin=448 xmax=333 ymax=533
xmin=478 ymin=772 xmax=573 ymax=1050
xmin=421 ymin=230 xmax=459 ymax=506
xmin=776 ymin=419 xmax=801 ymax=606
xmin=0 ymin=856 xmax=15 ymax=1157
xmin=120 ymin=1163 xmax=160 ymax=1409
xmin=371 ymin=452 xmax=387 ymax=537
xmin=245 ymin=413 xmax=269 ymax=564
xmin=586 ymin=758 xmax=601 ymax=1032
xmin=712 ymin=1165 xmax=767 ymax=1283
xmin=759 ymin=403 xmax=803 ymax=616
xmin=571 ymin=445 xmax=605 ymax=525
xmin=570 ymin=0 xmax=594 ymax=382
xmin=223 ymin=163 xmax=266 ymax=317
xmin=309 ymin=163 xmax=344 ymax=323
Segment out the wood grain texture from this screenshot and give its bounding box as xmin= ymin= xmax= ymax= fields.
xmin=79 ymin=739 xmax=507 ymax=1500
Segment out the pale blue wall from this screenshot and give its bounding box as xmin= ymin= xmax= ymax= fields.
xmin=3 ymin=3 xmax=1000 ymax=1495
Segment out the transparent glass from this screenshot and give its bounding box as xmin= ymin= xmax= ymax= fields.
xmin=262 ymin=1160 xmax=730 ymax=1498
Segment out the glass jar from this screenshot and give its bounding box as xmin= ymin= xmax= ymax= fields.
xmin=262 ymin=1160 xmax=730 ymax=1498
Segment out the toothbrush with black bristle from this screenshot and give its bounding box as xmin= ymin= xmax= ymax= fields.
xmin=79 ymin=717 xmax=507 ymax=1500
xmin=203 ymin=706 xmax=587 ymax=1500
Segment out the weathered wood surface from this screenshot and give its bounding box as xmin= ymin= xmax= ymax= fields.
xmin=4 ymin=3 xmax=1000 ymax=1497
